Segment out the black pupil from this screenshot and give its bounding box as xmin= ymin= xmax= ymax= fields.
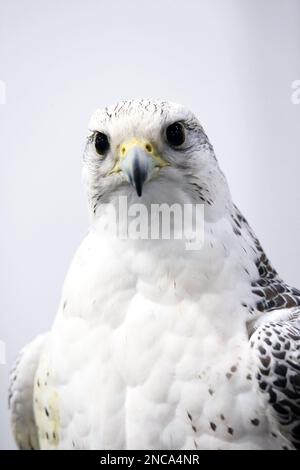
xmin=166 ymin=122 xmax=185 ymax=146
xmin=95 ymin=132 xmax=109 ymax=155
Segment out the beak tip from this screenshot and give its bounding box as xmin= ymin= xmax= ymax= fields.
xmin=133 ymin=163 xmax=146 ymax=198
xmin=135 ymin=186 xmax=143 ymax=197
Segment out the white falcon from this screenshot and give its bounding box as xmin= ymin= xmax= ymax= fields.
xmin=9 ymin=99 xmax=300 ymax=450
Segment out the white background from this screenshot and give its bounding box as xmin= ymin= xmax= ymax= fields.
xmin=0 ymin=0 xmax=299 ymax=449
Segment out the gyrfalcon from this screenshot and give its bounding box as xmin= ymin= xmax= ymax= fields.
xmin=9 ymin=99 xmax=300 ymax=450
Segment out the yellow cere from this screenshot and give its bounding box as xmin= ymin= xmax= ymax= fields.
xmin=109 ymin=138 xmax=169 ymax=175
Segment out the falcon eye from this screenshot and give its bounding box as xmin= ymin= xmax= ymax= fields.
xmin=94 ymin=132 xmax=110 ymax=155
xmin=166 ymin=122 xmax=185 ymax=147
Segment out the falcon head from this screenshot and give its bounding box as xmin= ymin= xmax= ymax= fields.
xmin=83 ymin=99 xmax=230 ymax=218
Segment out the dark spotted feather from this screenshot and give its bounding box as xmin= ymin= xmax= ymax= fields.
xmin=251 ymin=314 xmax=300 ymax=449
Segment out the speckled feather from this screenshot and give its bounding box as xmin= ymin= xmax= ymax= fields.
xmin=9 ymin=99 xmax=300 ymax=450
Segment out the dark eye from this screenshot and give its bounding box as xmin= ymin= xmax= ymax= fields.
xmin=95 ymin=132 xmax=110 ymax=155
xmin=166 ymin=122 xmax=185 ymax=147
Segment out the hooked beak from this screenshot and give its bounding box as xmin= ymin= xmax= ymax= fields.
xmin=122 ymin=146 xmax=149 ymax=197
xmin=109 ymin=139 xmax=169 ymax=197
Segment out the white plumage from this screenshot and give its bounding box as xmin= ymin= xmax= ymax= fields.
xmin=9 ymin=100 xmax=300 ymax=450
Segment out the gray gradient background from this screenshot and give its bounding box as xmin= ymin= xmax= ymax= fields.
xmin=0 ymin=0 xmax=300 ymax=449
